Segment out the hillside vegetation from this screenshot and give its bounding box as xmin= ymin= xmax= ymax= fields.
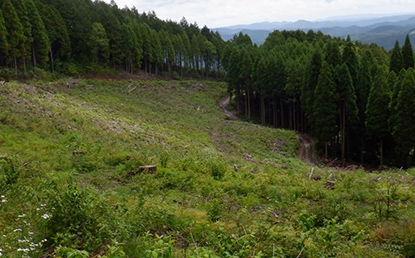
xmin=1 ymin=78 xmax=415 ymax=257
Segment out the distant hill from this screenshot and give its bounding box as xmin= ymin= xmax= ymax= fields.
xmin=214 ymin=14 xmax=415 ymax=50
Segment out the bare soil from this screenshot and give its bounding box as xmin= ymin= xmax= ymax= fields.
xmin=297 ymin=134 xmax=316 ymax=163
xmin=219 ymin=95 xmax=241 ymax=121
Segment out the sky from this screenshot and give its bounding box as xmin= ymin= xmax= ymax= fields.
xmin=104 ymin=0 xmax=415 ymax=28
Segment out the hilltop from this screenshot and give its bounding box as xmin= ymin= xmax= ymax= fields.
xmin=1 ymin=78 xmax=415 ymax=257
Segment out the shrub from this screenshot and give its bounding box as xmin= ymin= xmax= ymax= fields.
xmin=208 ymin=159 xmax=226 ymax=180
xmin=0 ymin=156 xmax=19 ymax=190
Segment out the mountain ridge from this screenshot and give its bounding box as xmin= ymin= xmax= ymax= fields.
xmin=214 ymin=14 xmax=415 ymax=50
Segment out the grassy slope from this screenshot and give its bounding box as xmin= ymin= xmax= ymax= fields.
xmin=0 ymin=79 xmax=415 ymax=257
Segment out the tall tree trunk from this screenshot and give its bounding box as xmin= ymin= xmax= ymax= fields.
xmin=23 ymin=57 xmax=27 ymax=74
xmin=260 ymin=95 xmax=265 ymax=125
xmin=280 ymin=98 xmax=285 ymax=128
xmin=168 ymin=61 xmax=171 ymax=77
xmin=247 ymin=88 xmax=251 ymax=118
xmin=50 ymin=48 xmax=54 ymax=73
xmin=380 ymin=138 xmax=384 ymax=167
xmin=274 ymin=96 xmax=278 ymax=127
xmin=290 ymin=101 xmax=294 ymax=130
xmin=341 ymin=104 xmax=346 ymax=162
xmin=32 ymin=46 xmax=37 ymax=73
xmin=325 ymin=143 xmax=328 ymax=160
xmin=360 ymin=138 xmax=365 ymax=164
xmin=14 ymin=55 xmax=18 ymax=74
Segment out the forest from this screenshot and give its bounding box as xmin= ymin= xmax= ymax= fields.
xmin=222 ymin=31 xmax=415 ymax=168
xmin=0 ymin=0 xmax=224 ymax=78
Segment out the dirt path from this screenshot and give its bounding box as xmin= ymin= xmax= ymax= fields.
xmin=219 ymin=95 xmax=241 ymax=121
xmin=297 ymin=134 xmax=316 ymax=163
xmin=218 ymin=96 xmax=316 ymax=163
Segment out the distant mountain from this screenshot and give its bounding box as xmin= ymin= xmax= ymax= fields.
xmin=213 ymin=14 xmax=415 ymax=50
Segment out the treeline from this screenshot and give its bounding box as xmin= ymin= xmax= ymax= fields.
xmin=0 ymin=0 xmax=224 ymax=78
xmin=223 ymin=30 xmax=415 ymax=168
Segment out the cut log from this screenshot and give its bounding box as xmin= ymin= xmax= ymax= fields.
xmin=72 ymin=151 xmax=87 ymax=156
xmin=139 ymin=165 xmax=157 ymax=173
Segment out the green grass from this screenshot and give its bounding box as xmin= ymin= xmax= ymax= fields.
xmin=1 ymin=78 xmax=415 ymax=257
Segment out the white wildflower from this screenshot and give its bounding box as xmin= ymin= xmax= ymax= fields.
xmin=18 ymin=214 xmax=26 ymax=218
xmin=13 ymin=228 xmax=22 ymax=232
xmin=28 ymin=232 xmax=34 ymax=235
xmin=0 ymin=195 xmax=4 ymax=198
xmin=1 ymin=199 xmax=7 ymax=203
xmin=40 ymin=204 xmax=46 ymax=207
xmin=41 ymin=214 xmax=51 ymax=219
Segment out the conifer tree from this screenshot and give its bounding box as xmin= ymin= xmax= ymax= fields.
xmin=34 ymin=1 xmax=71 ymax=72
xmin=334 ymin=63 xmax=358 ymax=160
xmin=365 ymin=65 xmax=390 ymax=166
xmin=89 ymin=22 xmax=109 ymax=64
xmin=2 ymin=0 xmax=26 ymax=73
xmin=149 ymin=29 xmax=162 ymax=75
xmin=0 ymin=9 xmax=8 ymax=66
xmin=139 ymin=23 xmax=151 ymax=73
xmin=252 ymin=53 xmax=268 ymax=124
xmin=159 ymin=30 xmax=175 ymax=76
xmin=354 ymin=50 xmax=374 ymax=162
xmin=26 ymin=0 xmax=49 ymax=69
xmin=11 ymin=0 xmax=32 ymax=71
xmin=100 ymin=5 xmax=123 ymax=67
xmin=392 ymin=68 xmax=415 ymax=167
xmin=301 ymin=48 xmax=321 ymax=131
xmin=172 ymin=34 xmax=185 ymax=77
xmin=269 ymin=52 xmax=286 ymax=127
xmin=390 ymin=40 xmax=404 ymax=74
xmin=120 ymin=23 xmax=136 ymax=73
xmin=402 ymin=34 xmax=414 ymax=70
xmin=240 ymin=47 xmax=253 ymax=118
xmin=181 ymin=31 xmax=191 ymax=73
xmin=342 ymin=36 xmax=359 ymax=86
xmin=324 ymin=41 xmax=341 ymax=70
xmin=313 ymin=61 xmax=337 ymax=159
xmin=129 ymin=20 xmax=143 ymax=72
xmin=388 ymin=69 xmax=406 ymax=139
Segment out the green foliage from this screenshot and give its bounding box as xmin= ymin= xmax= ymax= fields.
xmin=0 ymin=156 xmax=19 ymax=190
xmin=2 ymin=0 xmax=26 ymax=71
xmin=26 ymin=0 xmax=50 ymax=68
xmin=313 ymin=61 xmax=337 ymax=155
xmin=390 ymin=40 xmax=404 ymax=74
xmin=391 ymin=68 xmax=415 ymax=167
xmin=90 ymin=22 xmax=109 ymax=64
xmin=402 ymin=34 xmax=414 ymax=70
xmin=208 ymin=158 xmax=227 ymax=180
